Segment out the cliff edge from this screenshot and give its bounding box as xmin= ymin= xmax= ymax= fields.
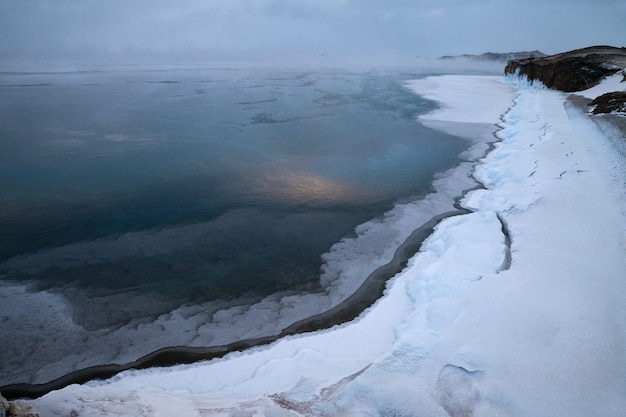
xmin=505 ymin=45 xmax=626 ymax=92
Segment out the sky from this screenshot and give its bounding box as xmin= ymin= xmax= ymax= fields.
xmin=1 ymin=0 xmax=625 ymax=65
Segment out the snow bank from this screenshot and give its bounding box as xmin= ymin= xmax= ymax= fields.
xmin=576 ymin=71 xmax=625 ymax=99
xmin=26 ymin=74 xmax=626 ymax=417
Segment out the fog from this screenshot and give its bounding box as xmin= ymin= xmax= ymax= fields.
xmin=1 ymin=0 xmax=625 ymax=66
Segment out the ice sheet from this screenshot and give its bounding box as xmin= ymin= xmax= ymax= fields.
xmin=24 ymin=73 xmax=626 ymax=417
xmin=406 ymin=75 xmax=516 ymax=124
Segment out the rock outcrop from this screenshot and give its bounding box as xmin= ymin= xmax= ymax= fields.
xmin=590 ymin=91 xmax=626 ymax=114
xmin=0 ymin=393 xmax=38 ymax=417
xmin=505 ymin=46 xmax=626 ymax=92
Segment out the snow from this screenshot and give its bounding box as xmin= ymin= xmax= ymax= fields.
xmin=406 ymin=75 xmax=516 ymax=124
xmin=576 ymin=71 xmax=626 ymax=99
xmin=23 ymin=73 xmax=626 ymax=416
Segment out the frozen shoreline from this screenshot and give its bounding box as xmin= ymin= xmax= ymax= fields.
xmin=1 ymin=72 xmax=493 ymax=391
xmin=21 ymin=73 xmax=626 ymax=416
xmin=0 ymin=68 xmax=476 ymax=390
xmin=0 ymin=133 xmax=480 ymax=393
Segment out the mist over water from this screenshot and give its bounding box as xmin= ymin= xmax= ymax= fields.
xmin=1 ymin=66 xmax=461 ymax=297
xmin=1 ymin=64 xmax=473 ymax=385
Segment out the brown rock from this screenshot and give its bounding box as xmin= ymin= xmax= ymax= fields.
xmin=0 ymin=393 xmax=38 ymax=417
xmin=590 ymin=91 xmax=626 ymax=114
xmin=505 ymin=46 xmax=626 ymax=92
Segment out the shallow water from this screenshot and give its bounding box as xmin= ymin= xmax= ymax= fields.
xmin=0 ymin=65 xmax=473 ymax=385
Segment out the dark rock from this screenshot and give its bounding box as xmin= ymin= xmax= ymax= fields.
xmin=504 ymin=46 xmax=626 ymax=92
xmin=440 ymin=50 xmax=546 ymax=62
xmin=590 ymin=90 xmax=626 ymax=114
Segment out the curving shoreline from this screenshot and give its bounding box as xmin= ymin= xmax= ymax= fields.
xmin=11 ymin=63 xmax=624 ymax=408
xmin=1 ymin=207 xmax=472 ymax=400
xmin=0 ymin=68 xmax=477 ymax=392
xmin=15 ymin=51 xmax=626 ymax=417
xmin=1 ymin=77 xmax=510 ymax=400
xmin=0 ymin=76 xmax=516 ymax=399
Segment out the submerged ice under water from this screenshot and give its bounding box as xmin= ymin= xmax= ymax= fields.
xmin=0 ymin=65 xmax=481 ymax=386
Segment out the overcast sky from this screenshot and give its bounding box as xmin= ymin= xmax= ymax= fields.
xmin=1 ymin=0 xmax=625 ymax=65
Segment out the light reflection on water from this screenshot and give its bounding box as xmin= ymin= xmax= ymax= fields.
xmin=0 ymin=65 xmax=466 ymax=322
xmin=247 ymin=166 xmax=377 ymax=206
xmin=0 ymin=64 xmax=490 ymax=387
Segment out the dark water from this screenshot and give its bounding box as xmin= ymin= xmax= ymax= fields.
xmin=0 ymin=66 xmax=465 ymax=307
xmin=0 ymin=66 xmax=473 ymax=386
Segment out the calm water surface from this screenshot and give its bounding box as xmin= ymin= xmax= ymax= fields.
xmin=0 ymin=65 xmax=472 ymax=385
xmin=1 ymin=66 xmax=465 ymax=305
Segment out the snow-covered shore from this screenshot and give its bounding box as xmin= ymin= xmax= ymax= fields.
xmin=22 ymin=73 xmax=626 ymax=416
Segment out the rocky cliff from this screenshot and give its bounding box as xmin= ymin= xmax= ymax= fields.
xmin=504 ymin=46 xmax=626 ymax=92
